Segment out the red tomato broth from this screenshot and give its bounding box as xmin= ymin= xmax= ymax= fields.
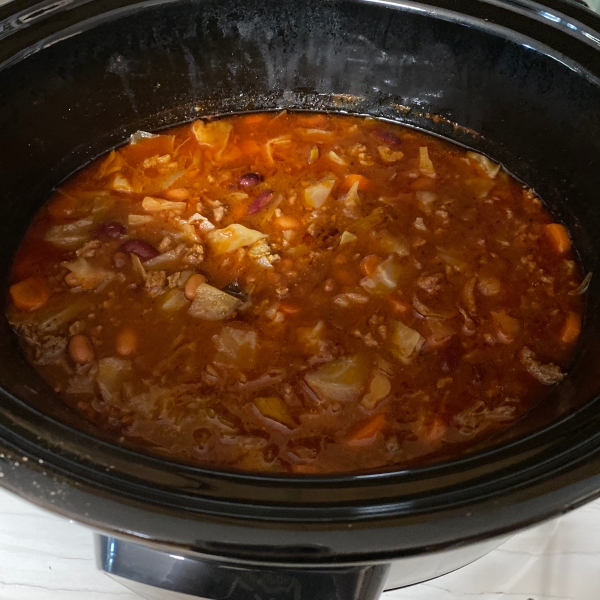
xmin=6 ymin=112 xmax=586 ymax=474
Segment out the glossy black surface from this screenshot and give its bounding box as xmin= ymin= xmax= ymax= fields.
xmin=1 ymin=0 xmax=600 ymax=571
xmin=96 ymin=535 xmax=390 ymax=599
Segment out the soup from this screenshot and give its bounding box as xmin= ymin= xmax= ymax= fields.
xmin=6 ymin=112 xmax=586 ymax=473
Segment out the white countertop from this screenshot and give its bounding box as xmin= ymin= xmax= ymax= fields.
xmin=0 ymin=486 xmax=599 ymax=600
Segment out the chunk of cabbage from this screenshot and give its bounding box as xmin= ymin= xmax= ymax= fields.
xmin=360 ymin=256 xmax=402 ymax=296
xmin=304 ymin=177 xmax=336 ymax=209
xmin=208 ymin=224 xmax=267 ymax=255
xmin=254 ymin=397 xmax=297 ymax=429
xmin=188 ymin=283 xmax=241 ymax=320
xmin=213 ymin=326 xmax=258 ymax=370
xmin=305 ymin=355 xmax=369 ymax=403
xmin=63 ymin=257 xmax=115 ymax=290
xmin=389 ymin=320 xmax=424 ymax=364
xmin=192 ymin=120 xmax=233 ymax=158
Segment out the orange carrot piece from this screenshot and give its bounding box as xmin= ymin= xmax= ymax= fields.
xmin=543 ymin=223 xmax=571 ymax=255
xmin=388 ymin=296 xmax=410 ymax=316
xmin=348 ymin=414 xmax=386 ymax=446
xmin=9 ymin=277 xmax=50 ymax=311
xmin=360 ymin=254 xmax=381 ymax=277
xmin=560 ymin=311 xmax=581 ymax=344
xmin=341 ymin=173 xmax=372 ymax=192
xmin=279 ymin=302 xmax=302 ymax=316
xmin=239 ymin=139 xmax=260 ymax=155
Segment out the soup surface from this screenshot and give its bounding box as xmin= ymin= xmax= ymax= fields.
xmin=7 ymin=112 xmax=585 ymax=473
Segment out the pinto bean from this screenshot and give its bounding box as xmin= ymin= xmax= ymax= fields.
xmin=166 ymin=188 xmax=190 ymax=200
xmin=184 ymin=273 xmax=207 ymax=300
xmin=238 ymin=172 xmax=264 ymax=188
xmin=119 ymin=239 xmax=159 ymax=262
xmin=68 ymin=335 xmax=94 ymax=364
xmin=116 ymin=327 xmax=138 ymax=356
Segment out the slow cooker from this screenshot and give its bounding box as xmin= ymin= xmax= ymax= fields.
xmin=2 ymin=0 xmax=600 ymax=598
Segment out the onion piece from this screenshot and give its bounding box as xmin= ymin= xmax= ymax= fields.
xmin=327 ymin=150 xmax=347 ymax=165
xmin=339 ymin=231 xmax=358 ymax=246
xmin=188 ymin=283 xmax=241 ymax=320
xmin=569 ymin=271 xmax=592 ymax=296
xmin=308 ymin=146 xmax=319 ymax=164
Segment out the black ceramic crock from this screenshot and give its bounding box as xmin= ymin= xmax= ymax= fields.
xmin=2 ymin=0 xmax=600 ymax=597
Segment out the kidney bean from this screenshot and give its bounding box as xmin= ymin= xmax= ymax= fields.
xmin=95 ymin=221 xmax=126 ymax=239
xmin=69 ymin=334 xmax=95 ymax=364
xmin=248 ymin=189 xmax=274 ymax=214
xmin=119 ymin=239 xmax=159 ymax=262
xmin=373 ymin=129 xmax=402 ymax=147
xmin=238 ymin=172 xmax=264 ymax=188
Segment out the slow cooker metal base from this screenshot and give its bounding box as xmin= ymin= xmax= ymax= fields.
xmin=96 ymin=534 xmax=508 ymax=599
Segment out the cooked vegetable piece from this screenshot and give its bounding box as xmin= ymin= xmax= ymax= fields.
xmin=10 ymin=278 xmax=50 ymax=311
xmin=254 ymin=397 xmax=297 ymax=429
xmin=304 ymin=177 xmax=336 ymax=209
xmin=389 ymin=320 xmax=424 ymax=364
xmin=208 ymin=224 xmax=267 ymax=255
xmin=360 ymin=257 xmax=402 ymax=295
xmin=305 ymin=355 xmax=369 ymax=403
xmin=214 ymin=326 xmax=258 ymax=370
xmin=188 ymin=283 xmax=241 ymax=320
xmin=361 ymin=371 xmax=391 ymax=410
xmin=347 ymin=414 xmax=386 ymax=446
xmin=544 ymin=223 xmax=571 ymax=255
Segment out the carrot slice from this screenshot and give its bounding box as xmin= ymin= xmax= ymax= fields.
xmin=559 ymin=311 xmax=581 ymax=344
xmin=239 ymin=139 xmax=260 ymax=155
xmin=360 ymin=254 xmax=381 ymax=277
xmin=348 ymin=414 xmax=386 ymax=446
xmin=9 ymin=277 xmax=50 ymax=311
xmin=341 ymin=174 xmax=372 ymax=192
xmin=388 ymin=296 xmax=410 ymax=316
xmin=543 ymin=223 xmax=571 ymax=255
xmin=278 ymin=302 xmax=301 ymax=316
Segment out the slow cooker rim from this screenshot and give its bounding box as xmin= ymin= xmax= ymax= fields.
xmin=1 ymin=0 xmax=600 ymax=554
